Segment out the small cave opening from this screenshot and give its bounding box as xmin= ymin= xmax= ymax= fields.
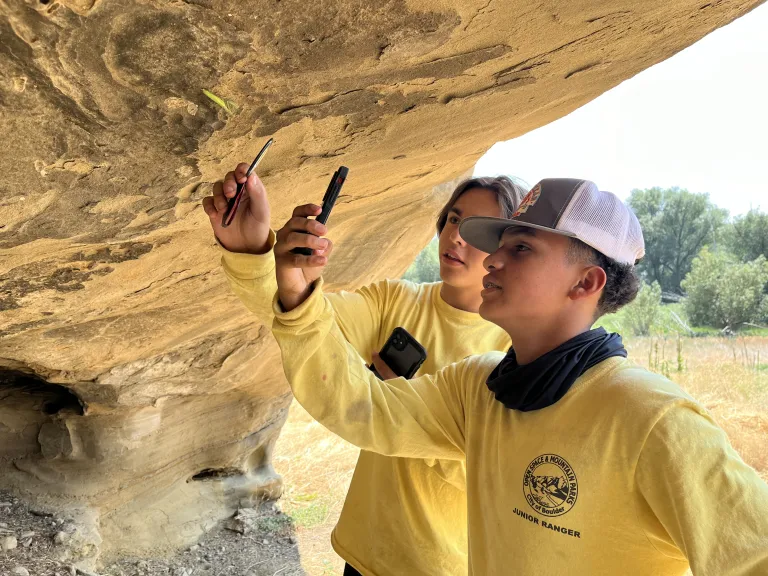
xmin=189 ymin=467 xmax=243 ymax=481
xmin=0 ymin=369 xmax=85 ymax=416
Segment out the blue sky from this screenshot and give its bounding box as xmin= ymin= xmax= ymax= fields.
xmin=474 ymin=3 xmax=768 ymax=217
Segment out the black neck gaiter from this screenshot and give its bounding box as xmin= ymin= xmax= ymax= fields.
xmin=487 ymin=327 xmax=627 ymax=412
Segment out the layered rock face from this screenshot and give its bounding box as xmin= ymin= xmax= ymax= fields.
xmin=1 ymin=0 xmax=763 ymax=563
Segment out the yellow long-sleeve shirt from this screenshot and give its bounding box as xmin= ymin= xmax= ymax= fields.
xmin=221 ymin=233 xmax=511 ymax=576
xmin=272 ymin=281 xmax=768 ymax=576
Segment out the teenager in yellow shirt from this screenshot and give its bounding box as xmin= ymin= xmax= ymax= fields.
xmin=269 ymin=178 xmax=768 ymax=575
xmin=204 ymin=168 xmax=525 ymax=575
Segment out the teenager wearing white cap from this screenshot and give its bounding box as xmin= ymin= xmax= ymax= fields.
xmin=268 ymin=178 xmax=768 ymax=575
xmin=204 ymin=167 xmax=527 ymax=576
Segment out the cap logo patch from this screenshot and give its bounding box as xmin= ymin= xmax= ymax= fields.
xmin=513 ymin=184 xmax=541 ymax=217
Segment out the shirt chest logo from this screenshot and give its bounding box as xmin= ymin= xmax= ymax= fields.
xmin=523 ymin=454 xmax=579 ymax=517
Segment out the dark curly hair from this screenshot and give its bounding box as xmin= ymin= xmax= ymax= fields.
xmin=566 ymin=238 xmax=641 ymax=318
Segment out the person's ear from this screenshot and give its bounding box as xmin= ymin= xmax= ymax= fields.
xmin=569 ymin=265 xmax=606 ymax=301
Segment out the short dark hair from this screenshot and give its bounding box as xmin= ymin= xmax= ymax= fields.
xmin=436 ymin=176 xmax=528 ymax=235
xmin=566 ymin=238 xmax=641 ymax=318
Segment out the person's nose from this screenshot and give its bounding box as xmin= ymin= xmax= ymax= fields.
xmin=449 ymin=225 xmax=465 ymax=247
xmin=483 ymin=249 xmax=503 ymax=272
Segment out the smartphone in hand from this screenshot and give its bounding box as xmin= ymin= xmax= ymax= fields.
xmin=291 ymin=166 xmax=349 ymax=256
xmin=370 ymin=327 xmax=428 ymax=379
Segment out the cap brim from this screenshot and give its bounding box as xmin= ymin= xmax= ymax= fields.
xmin=459 ymin=216 xmax=576 ymax=254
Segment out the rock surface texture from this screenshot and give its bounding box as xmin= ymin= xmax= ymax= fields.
xmin=1 ymin=0 xmax=764 ymax=564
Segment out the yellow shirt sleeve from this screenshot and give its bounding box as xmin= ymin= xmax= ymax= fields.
xmin=219 ymin=230 xmax=280 ymax=323
xmin=272 ymin=279 xmax=467 ymax=461
xmin=220 ymin=233 xmax=386 ymax=359
xmin=324 ymin=282 xmax=387 ymax=363
xmin=635 ymin=403 xmax=768 ymax=575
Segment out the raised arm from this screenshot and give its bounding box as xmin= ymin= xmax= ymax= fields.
xmin=208 ymin=169 xmax=383 ymax=355
xmin=272 ymin=279 xmax=467 ymax=461
xmin=205 ymin=166 xmax=279 ymax=323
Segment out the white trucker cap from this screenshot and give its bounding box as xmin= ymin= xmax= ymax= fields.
xmin=459 ymin=178 xmax=645 ymax=265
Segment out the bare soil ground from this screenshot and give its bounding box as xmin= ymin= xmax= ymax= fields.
xmin=0 ymin=494 xmax=304 ymax=576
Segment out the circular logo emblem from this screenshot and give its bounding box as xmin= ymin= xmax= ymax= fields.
xmin=523 ymin=454 xmax=578 ymax=517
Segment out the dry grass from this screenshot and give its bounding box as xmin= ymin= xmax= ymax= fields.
xmin=273 ymin=337 xmax=768 ymax=574
xmin=273 ymin=403 xmax=359 ymax=576
xmin=626 ymin=336 xmax=768 ymax=481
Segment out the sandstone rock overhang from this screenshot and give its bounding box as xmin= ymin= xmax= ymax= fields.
xmin=1 ymin=0 xmax=764 ymax=561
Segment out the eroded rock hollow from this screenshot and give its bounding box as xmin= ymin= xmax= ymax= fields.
xmin=1 ymin=0 xmax=763 ymax=564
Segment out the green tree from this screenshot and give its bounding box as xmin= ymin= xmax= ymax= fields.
xmin=681 ymin=248 xmax=768 ymax=329
xmin=628 ymin=187 xmax=728 ymax=294
xmin=723 ymin=208 xmax=768 ymax=263
xmin=622 ymin=282 xmax=662 ymax=336
xmin=760 ymin=296 xmax=768 ymax=324
xmin=402 ymin=237 xmax=441 ymax=283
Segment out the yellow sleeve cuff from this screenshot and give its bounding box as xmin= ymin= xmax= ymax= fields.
xmin=272 ymin=278 xmax=327 ymax=329
xmin=219 ymin=229 xmax=277 ymax=280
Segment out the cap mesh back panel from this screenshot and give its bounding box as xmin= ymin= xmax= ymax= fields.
xmin=558 ymin=182 xmax=645 ymax=264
